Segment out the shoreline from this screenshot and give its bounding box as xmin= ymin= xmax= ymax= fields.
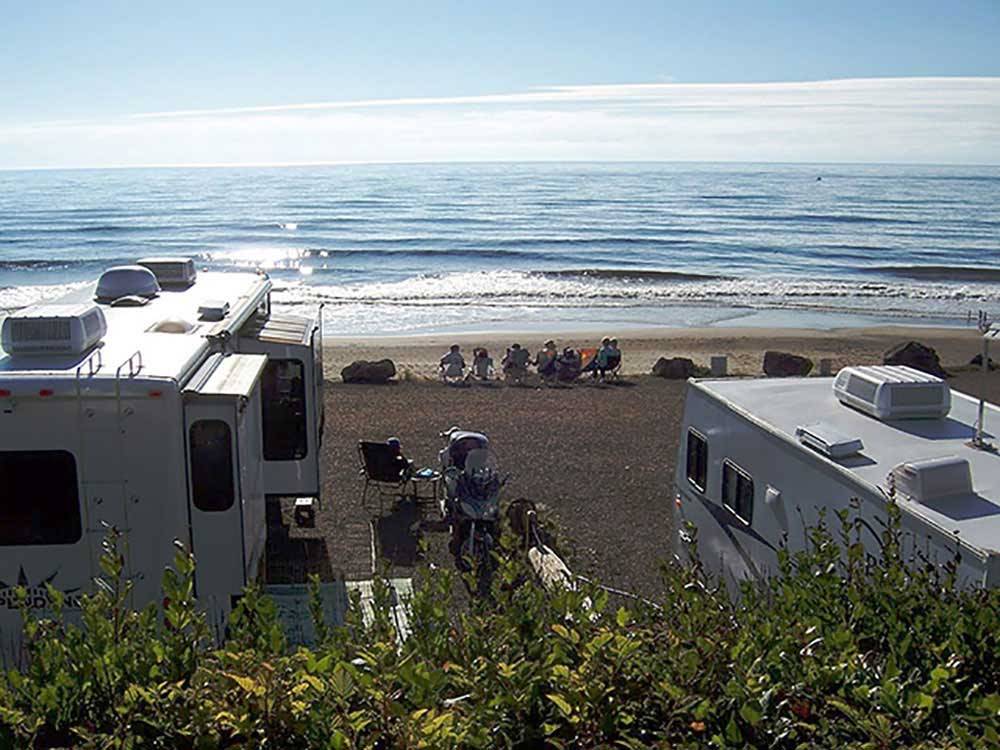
xmin=323 ymin=323 xmax=985 ymax=379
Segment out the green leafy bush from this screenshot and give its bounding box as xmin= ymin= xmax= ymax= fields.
xmin=0 ymin=506 xmax=997 ymax=749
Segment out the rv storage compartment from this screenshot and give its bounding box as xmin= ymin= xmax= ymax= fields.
xmin=891 ymin=455 xmax=973 ymax=504
xmin=1 ymin=304 xmax=107 ymax=355
xmin=834 ymin=365 xmax=950 ymax=420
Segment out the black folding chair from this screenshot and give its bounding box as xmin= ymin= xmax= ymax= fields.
xmin=604 ymin=352 xmax=622 ymax=381
xmin=358 ymin=441 xmax=412 ymax=515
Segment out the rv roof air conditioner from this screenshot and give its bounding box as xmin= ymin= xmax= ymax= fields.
xmin=795 ymin=422 xmax=863 ymax=459
xmin=1 ymin=303 xmax=107 ymax=355
xmin=834 ymin=365 xmax=950 ymax=420
xmin=95 ymin=265 xmax=161 ymax=304
xmin=137 ymin=257 xmax=197 ymax=287
xmin=891 ymin=455 xmax=973 ymax=504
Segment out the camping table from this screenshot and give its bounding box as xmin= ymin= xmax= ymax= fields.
xmin=410 ymin=468 xmax=442 ymax=505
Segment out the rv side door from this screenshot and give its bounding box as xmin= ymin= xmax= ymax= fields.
xmin=237 ymin=314 xmax=321 ymax=498
xmin=311 ymin=324 xmax=325 ymax=447
xmin=184 ymin=397 xmax=246 ymax=633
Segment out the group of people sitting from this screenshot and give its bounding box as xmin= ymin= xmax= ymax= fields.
xmin=438 ymin=337 xmax=622 ymax=386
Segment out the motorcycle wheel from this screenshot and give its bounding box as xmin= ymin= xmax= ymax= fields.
xmin=473 ymin=533 xmax=496 ymax=598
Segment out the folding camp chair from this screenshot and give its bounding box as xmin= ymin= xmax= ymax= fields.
xmin=604 ymin=352 xmax=622 ymax=381
xmin=358 ymin=441 xmax=413 ymax=515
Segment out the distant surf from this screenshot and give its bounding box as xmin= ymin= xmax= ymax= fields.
xmin=868 ymin=265 xmax=1000 ymax=282
xmin=1 ymin=162 xmax=998 ymax=332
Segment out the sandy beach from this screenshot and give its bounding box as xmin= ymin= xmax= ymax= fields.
xmin=323 ymin=324 xmax=987 ymax=380
xmin=264 ymin=325 xmax=1000 ymax=599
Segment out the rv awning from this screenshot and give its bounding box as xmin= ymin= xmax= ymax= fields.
xmin=240 ymin=313 xmax=313 ymax=346
xmin=185 ymin=353 xmax=267 ymax=398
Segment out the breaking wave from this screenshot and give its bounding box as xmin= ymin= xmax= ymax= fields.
xmin=867 ymin=265 xmax=1000 ymax=282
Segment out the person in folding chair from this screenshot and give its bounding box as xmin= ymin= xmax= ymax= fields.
xmin=470 ymin=347 xmax=495 ymax=382
xmin=358 ymin=436 xmax=414 ymax=515
xmin=501 ymin=342 xmax=531 ymax=385
xmin=604 ymin=338 xmax=623 ymax=381
xmin=439 ymin=344 xmax=467 ymax=385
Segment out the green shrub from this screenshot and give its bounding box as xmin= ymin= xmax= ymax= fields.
xmin=0 ymin=506 xmax=997 ymax=749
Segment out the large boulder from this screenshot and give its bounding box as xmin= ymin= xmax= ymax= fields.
xmin=341 ymin=359 xmax=396 ymax=383
xmin=883 ymin=341 xmax=948 ymax=378
xmin=763 ymin=350 xmax=813 ymax=377
xmin=652 ymin=356 xmax=696 ymax=379
xmin=969 ymin=353 xmax=996 ymax=371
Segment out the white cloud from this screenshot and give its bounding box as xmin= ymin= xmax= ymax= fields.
xmin=1 ymin=77 xmax=998 ymax=169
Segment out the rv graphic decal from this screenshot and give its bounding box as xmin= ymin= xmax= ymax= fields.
xmin=0 ymin=566 xmax=82 ymax=610
xmin=691 ymin=493 xmax=777 ymax=582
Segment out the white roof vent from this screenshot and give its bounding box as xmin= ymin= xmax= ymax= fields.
xmin=834 ymin=365 xmax=950 ymax=420
xmin=795 ymin=422 xmax=864 ymax=459
xmin=96 ymin=265 xmax=161 ymax=303
xmin=137 ymin=257 xmax=197 ymax=287
xmin=1 ymin=303 xmax=107 ymax=355
xmin=891 ymin=455 xmax=973 ymax=504
xmin=198 ymin=300 xmax=230 ymax=321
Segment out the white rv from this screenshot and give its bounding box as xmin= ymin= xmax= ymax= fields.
xmin=673 ymin=366 xmax=1000 ymax=591
xmin=0 ymin=259 xmax=325 ymax=657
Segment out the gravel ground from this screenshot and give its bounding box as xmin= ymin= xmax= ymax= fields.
xmin=271 ymin=376 xmax=683 ymax=599
xmin=269 ymin=367 xmax=1000 ymax=600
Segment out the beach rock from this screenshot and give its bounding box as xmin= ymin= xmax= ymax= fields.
xmin=883 ymin=341 xmax=948 ymax=378
xmin=970 ymin=353 xmax=996 ymax=370
xmin=763 ymin=350 xmax=814 ymax=377
xmin=341 ymin=359 xmax=396 ymax=383
xmin=652 ymin=357 xmax=696 ymax=379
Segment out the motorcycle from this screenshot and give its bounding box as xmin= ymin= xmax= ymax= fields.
xmin=438 ymin=427 xmax=506 ymax=595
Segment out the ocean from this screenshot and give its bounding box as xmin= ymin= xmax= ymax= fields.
xmin=1 ymin=162 xmax=998 ymax=335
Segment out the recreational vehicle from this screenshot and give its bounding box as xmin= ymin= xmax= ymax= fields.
xmin=673 ymin=365 xmax=1000 ymax=591
xmin=0 ymin=259 xmax=325 ymax=660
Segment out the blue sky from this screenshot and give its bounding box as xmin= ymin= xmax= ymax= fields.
xmin=1 ymin=0 xmax=998 ymax=167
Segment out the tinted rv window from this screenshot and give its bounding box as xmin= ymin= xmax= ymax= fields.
xmin=261 ymin=359 xmax=308 ymax=461
xmin=722 ymin=461 xmax=754 ymax=524
xmin=686 ymin=430 xmax=708 ymax=491
xmin=0 ymin=451 xmax=81 ymax=545
xmin=190 ymin=420 xmax=235 ymax=512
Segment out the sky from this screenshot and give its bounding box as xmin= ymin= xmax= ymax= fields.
xmin=1 ymin=0 xmax=998 ymax=168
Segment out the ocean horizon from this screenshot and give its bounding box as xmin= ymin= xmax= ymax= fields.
xmin=1 ymin=161 xmax=998 ymax=335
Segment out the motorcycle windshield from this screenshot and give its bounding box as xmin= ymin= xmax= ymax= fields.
xmin=462 ymin=448 xmax=496 ymax=473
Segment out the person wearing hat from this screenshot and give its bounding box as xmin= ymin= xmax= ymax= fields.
xmin=386 ymin=436 xmax=414 ymax=480
xmin=534 ymin=339 xmax=558 ymax=383
xmin=556 ymin=346 xmax=582 ymax=382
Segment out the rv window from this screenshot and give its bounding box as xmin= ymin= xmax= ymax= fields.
xmin=190 ymin=420 xmax=235 ymax=512
xmin=261 ymin=359 xmax=308 ymax=460
xmin=686 ymin=430 xmax=708 ymax=491
xmin=0 ymin=450 xmax=81 ymax=545
xmin=722 ymin=461 xmax=754 ymax=524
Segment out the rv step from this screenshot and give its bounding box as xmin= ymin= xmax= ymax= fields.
xmin=264 ymin=578 xmax=412 ymax=646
